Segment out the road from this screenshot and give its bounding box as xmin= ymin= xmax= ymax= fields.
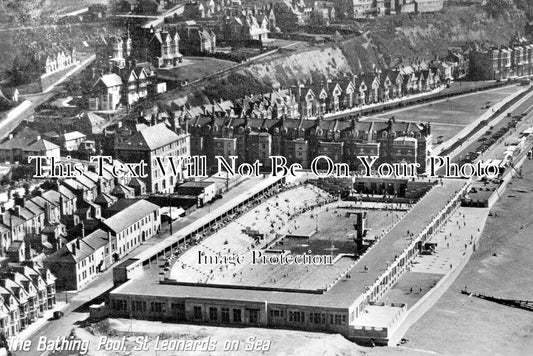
xmin=22 ymin=267 xmax=113 ymax=356
xmin=0 ymin=55 xmax=95 ymax=140
xmin=13 ymin=86 xmax=533 ymax=354
xmin=0 ymin=92 xmax=55 ymax=140
xmin=18 ymin=176 xmax=287 ymax=355
xmin=436 ymin=87 xmax=533 ymax=175
xmin=0 ymin=22 xmax=85 ymax=32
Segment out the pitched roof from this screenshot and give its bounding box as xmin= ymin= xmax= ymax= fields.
xmin=41 ymin=190 xmax=63 ymax=205
xmin=47 ymin=239 xmax=93 ymax=263
xmin=117 ymin=123 xmax=182 ymax=151
xmin=103 ymin=200 xmax=159 ymax=233
xmin=62 ymin=131 xmax=86 ymax=141
xmin=94 ymin=192 xmax=117 ymax=205
xmin=83 ymin=229 xmax=108 ymax=250
xmin=83 ymin=112 xmax=106 ymax=125
xmin=58 ymin=185 xmax=76 ymax=200
xmin=97 ymin=73 xmax=123 ymax=88
xmin=24 ymin=139 xmax=59 ymax=152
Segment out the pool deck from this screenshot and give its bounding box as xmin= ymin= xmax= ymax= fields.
xmin=112 ymin=179 xmax=468 ymax=310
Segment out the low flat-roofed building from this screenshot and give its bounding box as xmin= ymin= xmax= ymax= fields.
xmin=108 ymin=178 xmax=469 ymax=345
xmin=176 ymin=181 xmax=217 ymax=206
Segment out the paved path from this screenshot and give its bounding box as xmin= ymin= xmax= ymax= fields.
xmin=410 ymin=208 xmax=488 ymax=275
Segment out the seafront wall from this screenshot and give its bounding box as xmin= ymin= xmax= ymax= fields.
xmin=387 ymin=209 xmax=487 ymax=346
xmin=387 ymin=141 xmax=533 ymax=345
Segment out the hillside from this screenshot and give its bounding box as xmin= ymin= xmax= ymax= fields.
xmin=366 ymin=4 xmax=528 ymax=66
xmin=166 ymin=4 xmax=528 ymax=103
xmin=0 ymin=0 xmax=109 ymax=25
xmin=0 ymin=0 xmax=50 ymax=24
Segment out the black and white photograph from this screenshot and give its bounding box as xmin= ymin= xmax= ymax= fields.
xmin=0 ymin=0 xmax=532 ymax=355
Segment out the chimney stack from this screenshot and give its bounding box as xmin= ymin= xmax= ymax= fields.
xmin=59 ymin=195 xmax=65 ymax=216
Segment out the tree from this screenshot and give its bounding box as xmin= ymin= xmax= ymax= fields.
xmin=309 ymin=10 xmax=328 ymax=27
xmin=273 ymin=3 xmax=299 ymax=33
xmin=484 ymin=0 xmax=512 ymax=18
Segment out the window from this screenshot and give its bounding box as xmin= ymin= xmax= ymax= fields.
xmin=171 ymin=303 xmax=184 ymax=312
xmin=209 ymin=307 xmax=218 ymax=321
xmin=151 ymin=302 xmax=163 ymax=313
xmin=248 ymin=309 xmax=259 ymax=324
xmin=289 ymin=311 xmax=304 ymax=323
xmin=232 ymin=308 xmax=241 ymax=323
xmin=221 ymin=308 xmax=230 ymax=323
xmin=310 ymin=312 xmax=325 ymax=324
xmin=132 ymin=300 xmax=146 ymax=312
xmin=269 ymin=310 xmax=283 ymax=317
xmin=112 ymin=299 xmax=127 ymax=311
xmin=332 ymin=314 xmax=346 ymax=325
xmin=193 ymin=306 xmax=202 ymax=320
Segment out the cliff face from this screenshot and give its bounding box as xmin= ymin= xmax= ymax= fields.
xmin=195 ymin=5 xmax=527 ymax=101
xmin=235 ymin=45 xmax=354 ymax=89
xmin=160 ymin=4 xmax=528 ymax=103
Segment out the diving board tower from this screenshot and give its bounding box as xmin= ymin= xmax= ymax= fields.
xmin=353 ymin=211 xmax=367 ymax=254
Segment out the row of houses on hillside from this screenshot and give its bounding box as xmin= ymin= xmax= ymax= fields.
xmin=34 ymin=44 xmax=79 ymax=76
xmin=351 ymin=0 xmax=443 ymax=17
xmin=217 ymin=7 xmax=274 ymax=42
xmin=88 ymin=62 xmax=164 ymax=111
xmin=115 ymin=0 xmax=181 ymax=14
xmin=169 ymin=62 xmax=445 ymax=123
xmin=469 ymin=32 xmax=533 ymax=81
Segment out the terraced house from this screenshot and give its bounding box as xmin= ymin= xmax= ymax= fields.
xmin=469 ymin=32 xmax=533 ymax=81
xmin=0 ymin=262 xmax=56 ymax=338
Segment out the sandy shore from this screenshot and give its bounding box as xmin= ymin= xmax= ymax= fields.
xmin=401 ymin=158 xmax=533 ymax=356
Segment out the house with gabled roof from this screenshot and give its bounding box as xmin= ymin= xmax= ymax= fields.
xmin=385 ymin=70 xmax=403 ymax=99
xmin=144 ymin=29 xmax=183 ymax=68
xmin=78 ymin=112 xmax=108 ymax=135
xmin=335 ymin=77 xmax=355 ymax=110
xmin=294 ymin=85 xmax=316 ymax=119
xmin=0 ymin=284 xmax=22 ymax=335
xmin=361 ymin=73 xmax=380 ymax=104
xmin=115 ymin=123 xmax=190 ymax=193
xmin=45 ymin=229 xmax=109 ymax=290
xmin=0 ymin=133 xmax=60 ymax=164
xmin=34 ymin=44 xmax=77 ymax=75
xmin=89 ymin=73 xmax=123 ymax=111
xmin=327 ymin=81 xmax=344 ymax=112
